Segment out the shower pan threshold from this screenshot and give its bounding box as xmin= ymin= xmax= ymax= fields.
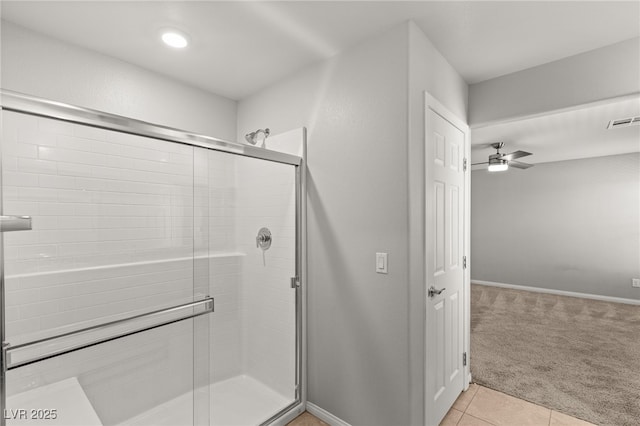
xmin=119 ymin=375 xmax=292 ymax=426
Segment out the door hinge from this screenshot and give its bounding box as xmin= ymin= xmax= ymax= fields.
xmin=290 ymin=276 xmax=300 ymax=289
xmin=463 ymin=352 xmax=467 ymax=367
xmin=463 ymin=256 xmax=467 ymax=269
xmin=463 ymin=158 xmax=467 ymax=172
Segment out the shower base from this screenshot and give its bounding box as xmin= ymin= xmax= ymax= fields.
xmin=6 ymin=377 xmax=102 ymax=426
xmin=211 ymin=375 xmax=292 ymax=425
xmin=120 ymin=375 xmax=292 ymax=426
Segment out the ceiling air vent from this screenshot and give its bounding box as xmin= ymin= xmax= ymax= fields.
xmin=607 ymin=116 xmax=640 ymax=129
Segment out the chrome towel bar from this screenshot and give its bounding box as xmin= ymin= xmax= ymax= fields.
xmin=0 ymin=216 xmax=32 ymax=232
xmin=4 ymin=297 xmax=214 ymax=370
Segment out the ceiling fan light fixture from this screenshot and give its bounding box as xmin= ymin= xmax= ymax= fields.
xmin=488 ymin=159 xmax=509 ymax=172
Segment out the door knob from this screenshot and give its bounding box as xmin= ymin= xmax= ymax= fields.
xmin=428 ymin=286 xmax=446 ymax=298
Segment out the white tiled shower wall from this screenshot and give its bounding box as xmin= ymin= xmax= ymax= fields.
xmin=2 ymin=111 xmax=197 ymax=338
xmin=204 ymin=149 xmax=244 ymax=382
xmin=1 ymin=111 xmax=209 ymax=424
xmin=206 ymin=145 xmax=297 ymax=400
xmin=2 ymin=111 xmax=299 ymax=422
xmin=236 ymin=156 xmax=297 ymax=399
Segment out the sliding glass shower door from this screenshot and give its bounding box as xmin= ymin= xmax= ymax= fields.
xmin=0 ymin=110 xmax=211 ymax=425
xmin=0 ymin=93 xmax=304 ymax=426
xmin=206 ymin=151 xmax=299 ymax=425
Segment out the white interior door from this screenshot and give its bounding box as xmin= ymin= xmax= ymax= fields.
xmin=425 ymin=100 xmax=466 ymax=425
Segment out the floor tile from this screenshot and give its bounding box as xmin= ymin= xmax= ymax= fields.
xmin=465 ymin=387 xmax=551 ymax=426
xmin=452 ymin=383 xmax=480 ymax=412
xmin=440 ymin=408 xmax=464 ymax=425
xmin=286 ymin=411 xmax=329 ymax=426
xmin=457 ymin=413 xmax=494 ymax=426
xmin=550 ymin=410 xmax=596 ymax=426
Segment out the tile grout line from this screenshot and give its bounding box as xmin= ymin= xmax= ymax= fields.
xmin=467 ymin=385 xmax=498 ymax=426
xmin=454 ymin=386 xmax=472 ymax=425
xmin=465 ymin=412 xmax=498 ymax=426
xmin=453 ymin=384 xmax=593 ymax=426
xmin=465 ymin=387 xmax=474 ymax=412
xmin=456 ymin=384 xmax=491 ymax=426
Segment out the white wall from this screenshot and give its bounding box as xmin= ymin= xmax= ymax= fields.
xmin=240 ymin=23 xmax=411 ymax=425
xmin=406 ymin=21 xmax=468 ymax=425
xmin=469 ymin=37 xmax=640 ymax=126
xmin=239 ymin=21 xmax=468 ymax=425
xmin=471 ymin=153 xmax=640 ymax=301
xmin=1 ymin=21 xmax=237 ymax=140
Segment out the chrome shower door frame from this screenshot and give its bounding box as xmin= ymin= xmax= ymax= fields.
xmin=0 ymin=140 xmax=7 ymax=426
xmin=0 ymin=90 xmax=306 ymax=426
xmin=258 ymin=128 xmax=307 ymax=426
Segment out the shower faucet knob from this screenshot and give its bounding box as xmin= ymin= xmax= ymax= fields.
xmin=256 ymin=227 xmax=272 ymax=250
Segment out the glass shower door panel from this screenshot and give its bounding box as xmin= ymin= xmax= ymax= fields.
xmin=5 ymin=319 xmax=205 ymax=426
xmin=2 ymin=111 xmax=197 ymax=339
xmin=208 ymin=150 xmax=297 ymax=425
xmin=1 ymin=111 xmax=210 ymax=425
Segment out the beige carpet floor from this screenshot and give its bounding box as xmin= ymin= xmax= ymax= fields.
xmin=471 ymin=284 xmax=640 ymax=426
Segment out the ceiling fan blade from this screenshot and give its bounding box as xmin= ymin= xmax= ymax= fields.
xmin=499 ymin=150 xmax=531 ymax=161
xmin=509 ymin=160 xmax=534 ymax=169
xmin=471 ymin=162 xmax=489 ymax=165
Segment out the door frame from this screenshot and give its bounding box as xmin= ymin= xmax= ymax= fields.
xmin=424 ymin=92 xmax=471 ymax=424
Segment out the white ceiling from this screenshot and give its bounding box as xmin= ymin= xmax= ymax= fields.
xmin=1 ymin=1 xmax=639 ymax=100
xmin=471 ymin=97 xmax=640 ymax=167
xmin=2 ymin=1 xmax=639 ymax=164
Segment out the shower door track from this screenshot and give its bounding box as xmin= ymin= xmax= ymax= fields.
xmin=3 ymin=297 xmax=214 ymax=370
xmin=0 ymin=90 xmax=302 ymax=166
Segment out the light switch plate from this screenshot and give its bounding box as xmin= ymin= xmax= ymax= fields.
xmin=376 ymin=252 xmax=388 ymax=274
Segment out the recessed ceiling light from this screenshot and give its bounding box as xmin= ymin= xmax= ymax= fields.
xmin=161 ymin=31 xmax=188 ymax=49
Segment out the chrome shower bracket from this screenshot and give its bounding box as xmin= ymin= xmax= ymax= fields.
xmin=256 ymin=227 xmax=272 ymax=251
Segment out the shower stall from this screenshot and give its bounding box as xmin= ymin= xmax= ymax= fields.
xmin=0 ymin=91 xmax=305 ymax=426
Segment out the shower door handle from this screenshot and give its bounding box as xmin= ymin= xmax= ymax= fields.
xmin=0 ymin=215 xmax=32 ymax=232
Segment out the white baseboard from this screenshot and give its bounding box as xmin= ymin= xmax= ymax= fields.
xmin=306 ymin=402 xmax=352 ymax=426
xmin=472 ymin=280 xmax=640 ymax=306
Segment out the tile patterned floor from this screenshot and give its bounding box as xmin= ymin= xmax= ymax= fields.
xmin=287 ymin=411 xmax=329 ymax=426
xmin=287 ymin=385 xmax=596 ymax=426
xmin=441 ymin=384 xmax=596 ymax=426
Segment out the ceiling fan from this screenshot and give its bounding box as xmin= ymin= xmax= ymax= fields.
xmin=472 ymin=142 xmax=533 ymax=172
